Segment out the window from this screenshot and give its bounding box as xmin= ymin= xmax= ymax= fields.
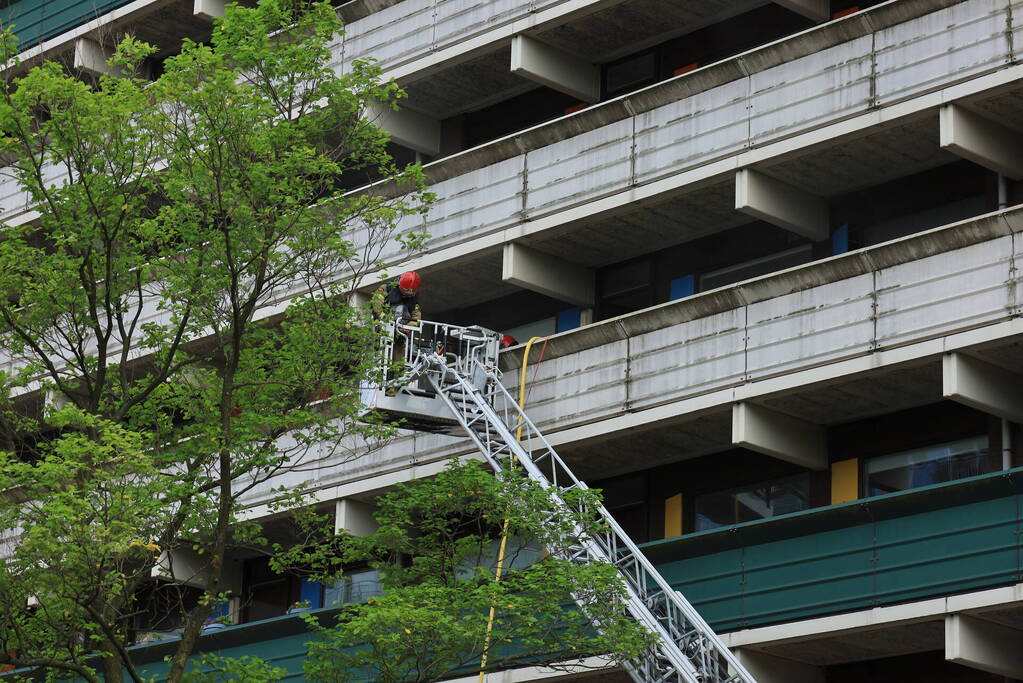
xmin=323 ymin=568 xmax=382 ymax=607
xmin=604 ymin=51 xmax=657 ymax=97
xmin=864 ymin=436 xmax=989 ymax=497
xmin=699 ymin=245 xmax=812 ymax=292
xmin=597 ymin=258 xmax=653 ymax=319
xmin=694 ymin=472 xmax=811 ymax=531
xmin=241 ymin=556 xmax=301 ymax=622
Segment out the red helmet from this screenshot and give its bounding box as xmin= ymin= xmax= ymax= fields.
xmin=397 ymin=271 xmax=421 ymax=295
xmin=500 ymin=335 xmax=517 ymax=348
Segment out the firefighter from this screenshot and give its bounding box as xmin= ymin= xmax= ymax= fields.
xmin=375 ymin=270 xmax=422 ymax=323
xmin=374 ymin=271 xmax=422 ymax=395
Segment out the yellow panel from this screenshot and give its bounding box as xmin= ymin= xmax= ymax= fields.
xmin=831 ymin=458 xmax=859 ymax=504
xmin=664 ymin=493 xmax=683 ymax=538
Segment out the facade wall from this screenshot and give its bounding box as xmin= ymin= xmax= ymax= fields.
xmin=6 ymin=0 xmax=1023 ymax=681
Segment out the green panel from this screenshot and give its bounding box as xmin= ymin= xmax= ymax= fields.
xmin=644 ymin=471 xmax=1023 ymax=631
xmin=740 ymin=524 xmax=875 ymax=627
xmin=660 ymin=549 xmax=744 ymax=631
xmin=0 ymin=0 xmax=136 ymax=51
xmin=133 ymin=630 xmax=312 ymax=682
xmin=874 ymin=496 xmax=1021 ymax=603
xmin=14 ymin=473 xmax=1023 ymax=681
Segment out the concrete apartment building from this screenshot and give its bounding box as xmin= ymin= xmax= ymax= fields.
xmin=4 ymin=0 xmax=1023 ymax=681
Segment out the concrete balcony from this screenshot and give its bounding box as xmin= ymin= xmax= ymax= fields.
xmin=237 ymin=203 xmax=1023 ymax=514
xmin=353 ymin=0 xmax=1023 ymax=314
xmin=337 ymin=0 xmax=783 ymax=119
xmin=2 ymin=0 xmax=1002 ymax=236
xmin=3 ymin=1 xmax=1018 ymax=318
xmin=131 ymin=468 xmax=1023 ymax=682
xmin=649 ymin=468 xmax=1023 ymax=634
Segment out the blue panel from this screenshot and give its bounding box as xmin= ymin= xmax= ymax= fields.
xmin=831 ymin=224 xmax=849 ymax=255
xmin=669 ymin=274 xmax=695 ymax=301
xmin=555 ymin=307 xmax=581 ymax=333
xmin=300 ymin=579 xmax=322 ymax=609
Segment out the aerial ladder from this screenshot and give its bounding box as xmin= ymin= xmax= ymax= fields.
xmin=362 ymin=320 xmax=757 ymax=683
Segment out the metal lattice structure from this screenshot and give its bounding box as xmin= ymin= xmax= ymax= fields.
xmin=372 ymin=321 xmax=756 ymax=683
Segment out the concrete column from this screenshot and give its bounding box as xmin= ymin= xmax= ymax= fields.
xmin=942 ymin=352 xmax=1023 ymax=423
xmin=349 ymin=290 xmax=371 ymax=310
xmin=510 ymin=34 xmax=600 ymax=103
xmin=73 ymin=38 xmax=119 ymax=77
xmin=335 ymin=498 xmax=378 ymax=536
xmin=773 ymin=0 xmax=829 ymax=22
xmin=194 ymin=0 xmax=226 ymax=21
xmin=732 ymin=402 xmax=827 ymax=470
xmin=367 ymin=102 xmax=441 ymax=156
xmin=940 ymin=103 xmax=1023 ymax=180
xmin=151 ymin=547 xmax=210 ymax=587
xmin=735 ymin=168 xmax=829 ymax=241
xmin=946 ymin=614 xmax=1023 ymax=678
xmin=502 ymin=242 xmax=595 ymax=307
xmin=733 ymin=649 xmax=825 ymax=683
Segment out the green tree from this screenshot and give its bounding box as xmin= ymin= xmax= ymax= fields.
xmin=292 ymin=461 xmax=653 ymax=683
xmin=0 ymin=1 xmax=428 ymax=681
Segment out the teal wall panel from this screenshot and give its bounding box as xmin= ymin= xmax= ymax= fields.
xmin=21 ymin=471 xmax=1023 ymax=682
xmin=741 ymin=524 xmax=876 ymax=625
xmin=663 ymin=549 xmax=744 ymax=631
xmin=873 ymin=497 xmax=1021 ymax=603
xmin=645 ymin=470 xmax=1023 ymax=632
xmin=130 ymin=626 xmax=314 ymax=682
xmin=0 ymin=0 xmax=136 ymax=51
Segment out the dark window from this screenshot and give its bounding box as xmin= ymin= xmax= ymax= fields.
xmin=699 ymin=245 xmax=812 ymax=292
xmin=694 ymin=472 xmax=811 ymax=531
xmin=863 ymin=436 xmax=989 ymax=497
xmin=604 ymin=52 xmax=657 ymax=98
xmin=241 ymin=556 xmax=301 ymax=623
xmin=593 ymin=472 xmax=649 ymax=542
xmin=597 ymin=257 xmax=653 ymax=319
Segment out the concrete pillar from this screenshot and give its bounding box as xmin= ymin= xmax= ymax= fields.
xmin=735 ymin=168 xmax=829 ymax=241
xmin=946 ymin=614 xmax=1023 ymax=678
xmin=940 ymin=103 xmax=1023 ymax=180
xmin=502 ymin=242 xmax=595 ymax=307
xmin=942 ymin=352 xmax=1023 ymax=423
xmin=732 ymin=402 xmax=827 ymax=470
xmin=510 ymin=34 xmax=600 ymax=103
xmin=349 ymin=290 xmax=371 ymax=310
xmin=367 ymin=102 xmax=441 ymax=156
xmin=73 ymin=38 xmax=119 ymax=77
xmin=733 ymin=649 xmax=825 ymax=683
xmin=335 ymin=498 xmax=378 ymax=536
xmin=193 ymin=0 xmax=226 ymax=21
xmin=151 ymin=547 xmax=209 ymax=588
xmin=773 ymin=0 xmax=830 ymax=22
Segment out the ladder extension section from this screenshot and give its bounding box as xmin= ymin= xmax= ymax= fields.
xmin=414 ymin=349 xmax=756 ymax=683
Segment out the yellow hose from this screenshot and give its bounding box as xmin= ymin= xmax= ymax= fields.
xmin=477 ymin=336 xmax=545 ymax=682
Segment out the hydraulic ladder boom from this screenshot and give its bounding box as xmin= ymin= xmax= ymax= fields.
xmin=371 ymin=321 xmax=756 ymax=683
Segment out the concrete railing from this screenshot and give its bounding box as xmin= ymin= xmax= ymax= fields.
xmin=512 ymin=225 xmax=1018 ymax=434
xmin=360 ymin=0 xmax=1014 ymax=269
xmin=0 ymin=0 xmax=1006 ymax=239
xmin=331 ymin=0 xmax=576 ymax=76
xmin=238 ymin=204 xmax=1023 ymax=507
